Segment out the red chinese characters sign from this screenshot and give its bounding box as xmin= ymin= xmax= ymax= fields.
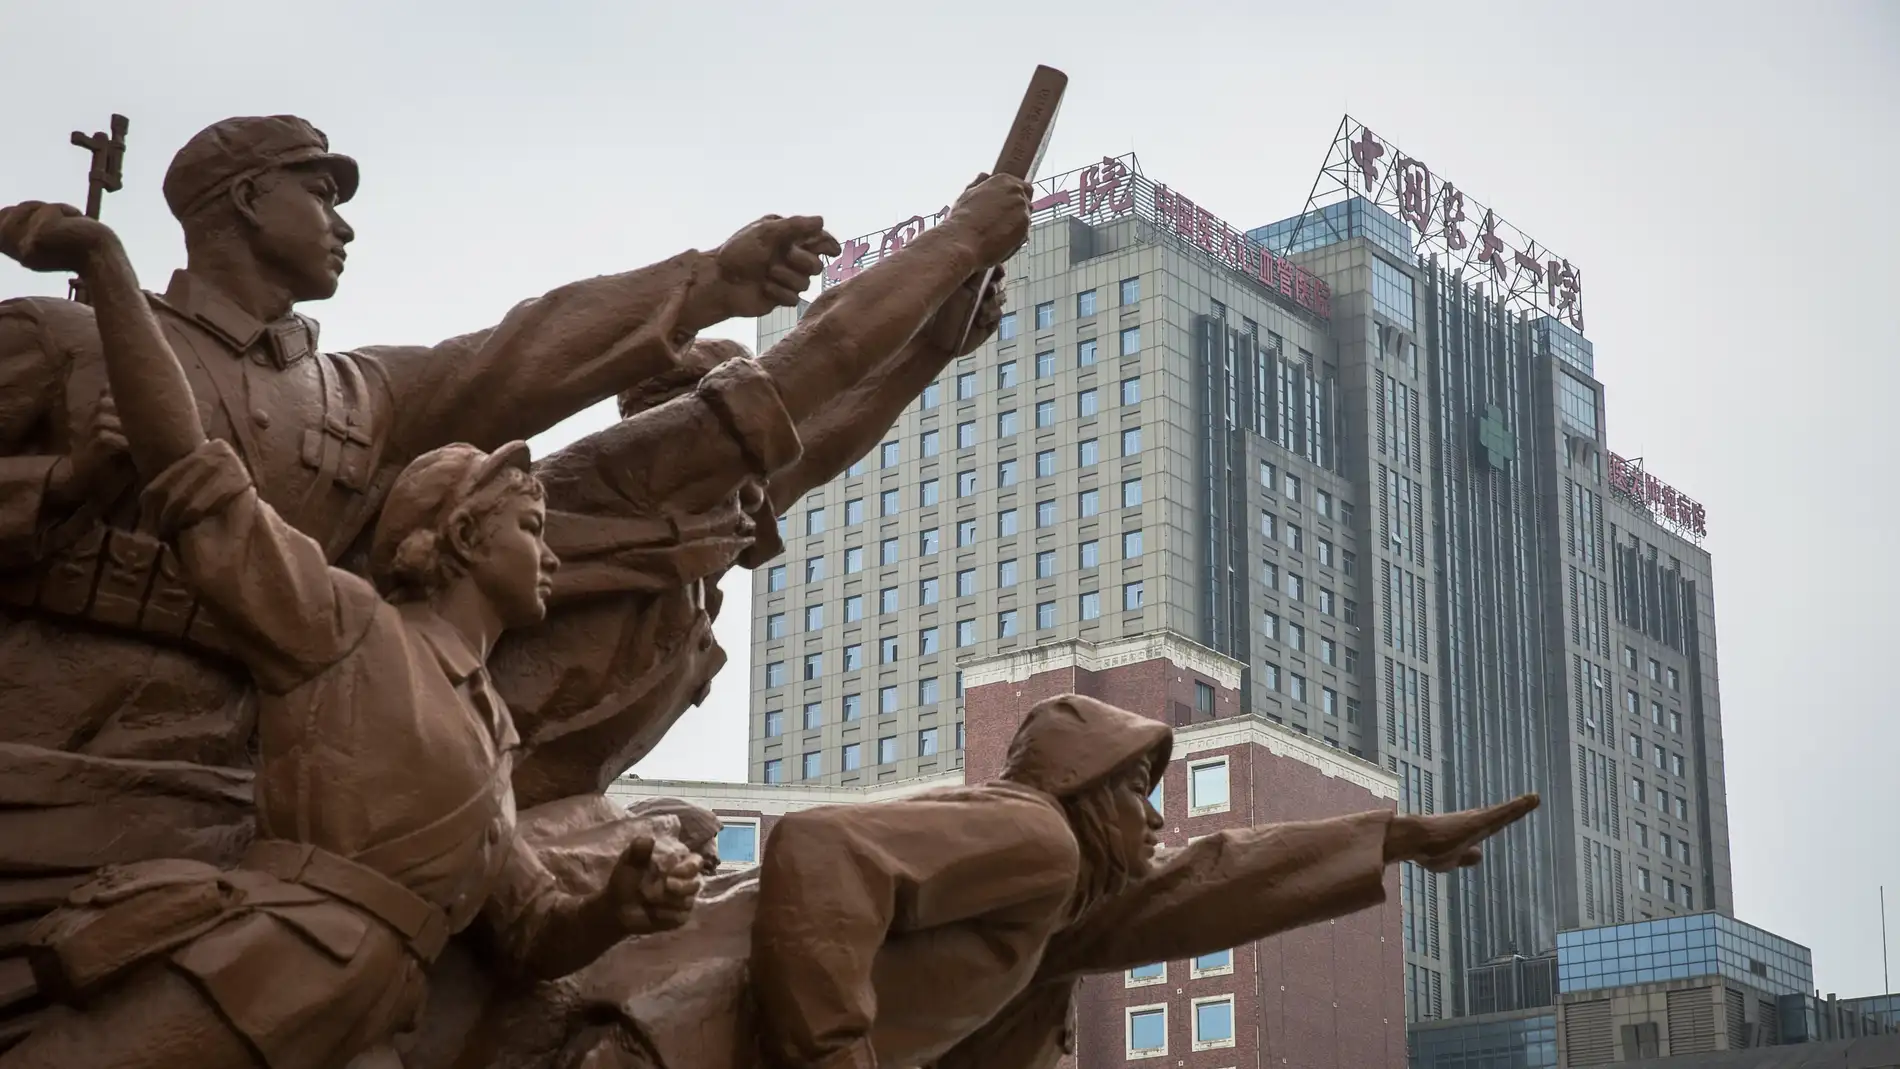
xmin=1152 ymin=184 xmax=1331 ymax=318
xmin=822 ymin=155 xmax=1140 ymax=287
xmin=1305 ymin=117 xmax=1586 ymax=333
xmin=819 ymin=154 xmax=1330 ymax=321
xmin=1608 ymin=453 xmax=1707 ymax=538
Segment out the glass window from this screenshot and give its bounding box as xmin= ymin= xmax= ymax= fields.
xmin=920 ymin=381 xmax=941 ymax=409
xmin=1077 ymin=289 xmax=1097 ymax=317
xmin=803 ymin=604 xmax=824 ymax=631
xmin=918 ymin=726 xmax=939 ymax=756
xmin=1079 ymin=591 xmax=1101 ymax=620
xmin=1120 ymin=276 xmax=1141 ymax=305
xmin=1290 ymin=674 xmax=1308 ymax=702
xmin=880 ymin=489 xmax=899 ymax=517
xmin=842 ymin=693 xmax=861 ymax=720
xmin=918 ymin=628 xmax=939 ymax=655
xmin=1034 ymin=301 xmax=1054 ymax=330
xmin=1036 ymin=550 xmax=1057 ymax=578
xmin=919 ymin=430 xmax=939 ymax=458
xmin=1119 ymin=326 xmax=1140 ymax=356
xmin=762 ymin=708 xmax=784 ymax=737
xmin=998 ymin=509 xmax=1018 ymax=536
xmin=1317 ymin=539 xmax=1334 ymax=567
xmin=1193 ymin=998 xmax=1235 ymax=1047
xmin=847 ymin=454 xmax=869 ymax=477
xmin=1035 ymin=349 xmax=1055 ymax=378
xmin=919 ymin=479 xmax=939 ymax=507
xmin=844 ymin=546 xmax=864 ymax=573
xmin=1127 ymin=1007 xmax=1165 ymax=1054
xmin=996 ymin=312 xmax=1017 ymax=341
xmin=997 ymin=410 xmax=1018 ymax=437
xmin=997 ymin=610 xmax=1018 ymax=637
xmin=801 ymin=702 xmax=822 ymax=730
xmin=1123 ymin=581 xmax=1144 ymax=611
xmin=1323 ymin=687 xmax=1339 ymax=717
xmin=1192 ymin=949 xmax=1233 ymax=974
xmin=844 ymin=499 xmax=864 ymax=525
xmin=880 ymin=441 xmax=899 ymax=467
xmin=879 ymin=587 xmax=898 ymax=614
xmin=1035 ymin=449 xmax=1056 ymax=477
xmin=919 ymin=577 xmax=939 ymax=605
xmin=956 ymin=421 xmax=976 ymax=449
xmin=957 ymin=520 xmax=978 ymax=547
xmin=879 ymin=685 xmax=898 ymax=714
xmin=1035 ymin=399 xmax=1056 ymax=428
xmin=1079 ymin=540 xmax=1100 ymax=567
xmin=1122 ymin=427 xmax=1141 ymax=455
xmin=1260 ymin=511 xmax=1276 ymax=539
xmin=1078 ymin=489 xmax=1100 ymax=517
xmin=997 ymin=361 xmax=1019 ymax=389
xmin=765 ymin=613 xmax=786 ymax=640
xmin=997 ymin=558 xmax=1019 ymax=586
xmin=918 ymin=530 xmax=939 ymax=556
xmin=1189 ymin=760 xmax=1229 ymax=809
xmin=1284 ymin=473 xmax=1301 ymax=502
xmin=840 ymin=742 xmax=861 ymax=771
xmin=918 ymin=677 xmax=940 ymax=705
xmin=879 ymin=538 xmax=899 ymax=566
xmin=803 ymin=652 xmax=822 ymax=680
xmin=844 ymin=595 xmax=863 ymax=622
xmin=1079 ymin=389 xmax=1099 ymax=417
xmin=1316 ymin=489 xmax=1333 ymax=517
xmin=877 ymin=736 xmax=898 ymax=763
xmin=762 ymin=758 xmax=784 ymax=783
xmin=767 ymin=565 xmax=786 ymax=592
xmin=957 ymin=568 xmax=976 ymax=597
xmin=801 ymin=751 xmax=821 ymax=779
xmin=805 ymin=508 xmax=824 ymax=536
xmin=1077 ymin=338 xmax=1098 ymax=366
xmin=1668 ymin=667 xmax=1681 ymax=691
xmin=956 ymin=619 xmax=976 ymax=646
xmin=997 ymin=459 xmax=1018 ymax=487
xmin=1123 ymin=529 xmax=1143 ymax=558
xmin=765 ymin=661 xmax=786 ymax=687
xmin=1079 ymin=439 xmax=1100 ymax=466
xmin=956 ymin=470 xmax=978 ymax=498
xmin=1122 ymin=478 xmax=1143 ymax=508
xmin=714 ymin=821 xmax=759 ymax=867
xmin=1287 ymin=573 xmax=1304 ymax=601
xmin=1128 ymin=962 xmax=1164 ymax=983
xmin=1121 ymin=376 xmax=1141 ymax=405
xmin=1037 ymin=600 xmax=1056 ymax=629
xmin=1318 ymin=588 xmax=1336 ymax=616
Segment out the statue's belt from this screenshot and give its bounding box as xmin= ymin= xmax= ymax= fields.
xmin=241 ymin=840 xmax=450 ymax=964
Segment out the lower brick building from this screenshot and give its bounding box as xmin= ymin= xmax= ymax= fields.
xmin=615 ymin=631 xmax=1405 ymax=1068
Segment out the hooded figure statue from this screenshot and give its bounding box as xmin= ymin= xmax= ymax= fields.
xmin=440 ymin=694 xmax=1535 ymax=1069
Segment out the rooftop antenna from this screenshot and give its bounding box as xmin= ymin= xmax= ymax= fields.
xmin=1883 ymin=885 xmax=1891 ymax=994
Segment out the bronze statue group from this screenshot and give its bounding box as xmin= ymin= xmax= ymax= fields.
xmin=0 ymin=115 xmax=1535 ymax=1069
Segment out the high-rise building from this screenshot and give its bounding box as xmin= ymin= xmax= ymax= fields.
xmin=745 ymin=117 xmax=1728 ymax=1021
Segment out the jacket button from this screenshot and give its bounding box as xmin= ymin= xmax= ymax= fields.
xmin=252 ymin=409 xmax=272 ymax=428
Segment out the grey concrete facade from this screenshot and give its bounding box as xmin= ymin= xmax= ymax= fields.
xmin=743 ymin=184 xmax=1726 ymax=1025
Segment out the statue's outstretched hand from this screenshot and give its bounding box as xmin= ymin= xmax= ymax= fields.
xmin=607 ymin=815 xmax=706 ymax=934
xmin=0 ymin=201 xmax=118 ymax=275
xmin=1385 ymin=793 xmax=1539 ymax=873
xmin=922 ymin=267 xmax=1007 ymax=357
xmin=709 ymin=215 xmax=843 ymax=319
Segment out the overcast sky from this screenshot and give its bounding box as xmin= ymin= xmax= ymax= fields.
xmin=3 ymin=0 xmax=1895 ymax=1000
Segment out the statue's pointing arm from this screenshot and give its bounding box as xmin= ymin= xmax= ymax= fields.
xmin=1036 ymin=809 xmax=1395 ymax=981
xmin=364 ymin=216 xmax=843 ymax=458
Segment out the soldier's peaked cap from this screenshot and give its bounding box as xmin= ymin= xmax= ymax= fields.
xmin=163 ymin=116 xmax=360 ymax=221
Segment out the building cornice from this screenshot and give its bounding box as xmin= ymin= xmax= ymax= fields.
xmin=960 ymin=630 xmax=1245 ymax=691
xmin=1175 ymin=717 xmax=1400 ymax=801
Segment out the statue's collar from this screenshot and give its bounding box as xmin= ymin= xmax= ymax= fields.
xmin=154 ymin=270 xmax=322 ymax=367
